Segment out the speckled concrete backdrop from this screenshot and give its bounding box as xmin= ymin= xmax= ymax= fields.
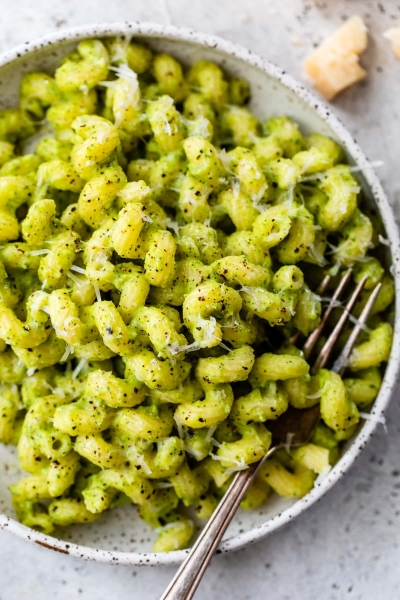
xmin=0 ymin=1 xmax=399 ymax=599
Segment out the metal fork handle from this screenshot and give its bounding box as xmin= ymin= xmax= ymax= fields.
xmin=160 ymin=447 xmax=277 ymax=600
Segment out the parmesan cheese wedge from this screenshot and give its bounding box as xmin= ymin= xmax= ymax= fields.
xmin=304 ymin=15 xmax=368 ymax=100
xmin=383 ymin=28 xmax=400 ymax=59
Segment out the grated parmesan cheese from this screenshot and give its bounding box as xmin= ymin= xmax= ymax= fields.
xmin=326 ymin=241 xmax=371 ymax=264
xmin=184 ymin=445 xmax=205 ymax=461
xmin=72 ymin=358 xmax=87 ymax=380
xmin=154 ymin=481 xmax=174 ymax=489
xmin=307 ymin=243 xmax=328 ymax=267
xmin=205 ymin=426 xmax=217 ymax=443
xmin=29 ymin=290 xmax=49 ymax=316
xmin=172 ymin=316 xmax=222 ymax=351
xmin=29 ymin=249 xmax=50 ymax=256
xmin=224 ymin=458 xmax=248 ymax=476
xmin=109 ymin=36 xmax=130 ymax=64
xmin=209 ymin=453 xmax=248 ymax=476
xmin=347 ymin=312 xmax=371 ymax=334
xmin=238 ymin=283 xmax=261 ymax=300
xmin=70 ymin=265 xmax=86 ymax=275
xmin=60 ymin=344 xmax=74 ymax=363
xmin=182 ymin=115 xmax=212 ymax=139
xmin=210 ymin=437 xmax=221 ymax=448
xmin=220 ymin=315 xmax=241 ymax=330
xmin=169 ymin=340 xmax=201 ymax=356
xmin=163 ymin=116 xmax=172 ymax=136
xmin=378 ymin=234 xmax=390 ymax=247
xmin=284 ymin=432 xmax=295 ymax=453
xmin=134 ymin=453 xmax=153 ymax=475
xmin=109 ymin=65 xmax=141 ymax=129
xmin=217 ymin=149 xmax=233 ymax=174
xmin=227 ymin=176 xmax=241 ymax=199
xmin=251 ymin=185 xmax=268 ymax=213
xmin=218 ymin=341 xmax=232 ymax=352
xmin=53 ymin=387 xmax=66 ymax=397
xmin=67 ymin=271 xmax=85 ymax=287
xmin=359 ymin=411 xmax=387 ymax=433
xmin=346 ymin=160 xmax=384 ymax=174
xmin=42 ymin=381 xmax=54 ymax=392
xmin=93 ymin=282 xmax=102 ymax=303
xmin=306 ymin=390 xmax=322 ymax=400
xmin=173 ymin=414 xmax=184 ymax=440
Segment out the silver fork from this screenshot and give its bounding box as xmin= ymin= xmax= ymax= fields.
xmin=160 ymin=270 xmax=382 ymax=600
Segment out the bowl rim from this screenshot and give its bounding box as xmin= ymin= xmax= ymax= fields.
xmin=0 ymin=21 xmax=399 ymax=567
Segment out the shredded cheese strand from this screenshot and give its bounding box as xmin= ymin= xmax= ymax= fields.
xmin=72 ymin=358 xmax=87 ymax=380
xmin=359 ymin=411 xmax=387 ymax=433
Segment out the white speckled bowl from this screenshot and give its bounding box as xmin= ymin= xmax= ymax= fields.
xmin=0 ymin=22 xmax=399 ymax=566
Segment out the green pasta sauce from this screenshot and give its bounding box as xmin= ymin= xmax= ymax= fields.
xmin=0 ymin=37 xmax=393 ymax=551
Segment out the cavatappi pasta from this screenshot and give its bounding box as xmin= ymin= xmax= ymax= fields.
xmin=0 ymin=38 xmax=394 ymax=551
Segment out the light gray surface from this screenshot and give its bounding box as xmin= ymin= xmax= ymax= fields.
xmin=0 ymin=0 xmax=399 ymax=598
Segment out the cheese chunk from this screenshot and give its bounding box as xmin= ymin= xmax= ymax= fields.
xmin=384 ymin=28 xmax=400 ymax=59
xmin=304 ymin=16 xmax=368 ymax=100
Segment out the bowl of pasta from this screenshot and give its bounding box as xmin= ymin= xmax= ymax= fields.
xmin=0 ymin=22 xmax=398 ymax=566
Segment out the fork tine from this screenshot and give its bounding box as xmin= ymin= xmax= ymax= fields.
xmin=316 ymin=274 xmax=333 ymax=296
xmin=289 ymin=274 xmax=332 ymax=346
xmin=303 ymin=270 xmax=352 ymax=360
xmin=331 ymin=281 xmax=383 ymax=376
xmin=310 ymin=274 xmax=368 ymax=375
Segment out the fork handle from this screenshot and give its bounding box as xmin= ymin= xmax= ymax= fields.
xmin=160 ymin=464 xmax=257 ymax=600
xmin=160 ymin=446 xmax=277 ymax=600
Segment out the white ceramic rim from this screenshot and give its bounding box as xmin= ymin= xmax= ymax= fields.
xmin=0 ymin=21 xmax=399 ymax=566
